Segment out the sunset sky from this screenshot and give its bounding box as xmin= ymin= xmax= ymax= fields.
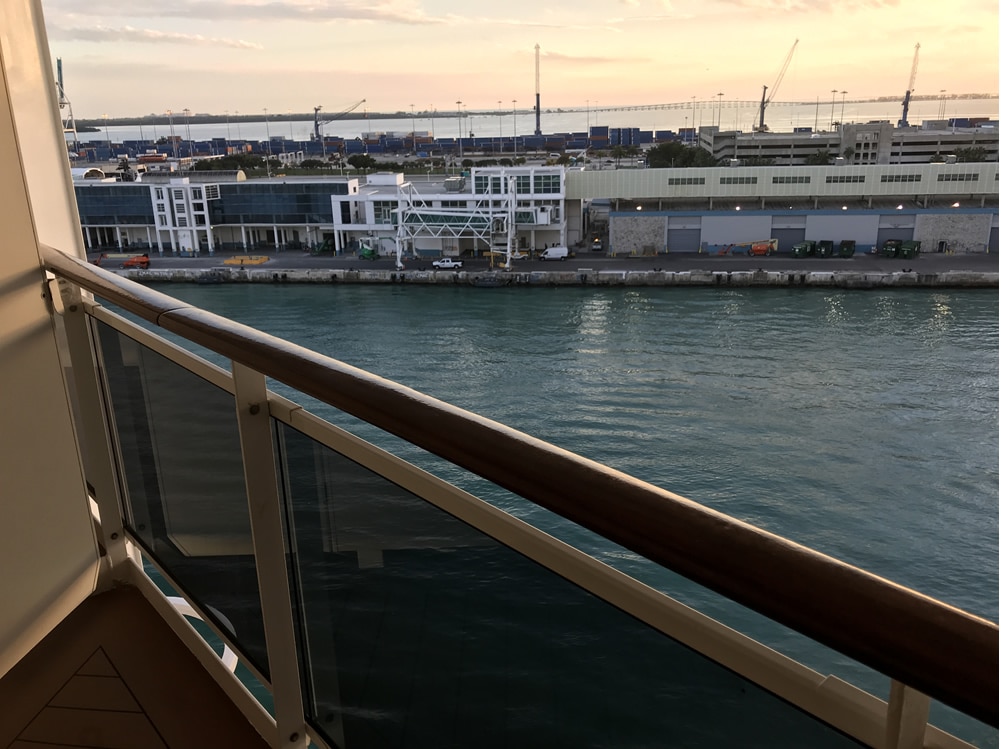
xmin=42 ymin=0 xmax=999 ymax=119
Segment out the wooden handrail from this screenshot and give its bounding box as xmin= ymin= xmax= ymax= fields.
xmin=41 ymin=246 xmax=999 ymax=727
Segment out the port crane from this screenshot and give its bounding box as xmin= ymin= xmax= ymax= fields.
xmin=897 ymin=43 xmax=920 ymax=128
xmin=54 ymin=57 xmax=79 ymax=152
xmin=313 ymin=99 xmax=366 ymax=142
xmin=755 ymin=39 xmax=798 ymax=132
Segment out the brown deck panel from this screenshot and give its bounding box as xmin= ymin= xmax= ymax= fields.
xmin=18 ymin=706 xmax=167 ymax=749
xmin=50 ymin=674 xmax=142 ymax=712
xmin=76 ymin=650 xmax=118 ymax=677
xmin=11 ymin=742 xmax=114 ymax=749
xmin=0 ymin=585 xmax=270 ymax=749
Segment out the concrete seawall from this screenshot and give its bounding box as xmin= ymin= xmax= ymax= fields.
xmin=124 ymin=267 xmax=999 ymax=289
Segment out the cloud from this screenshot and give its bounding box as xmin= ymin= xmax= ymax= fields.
xmin=543 ymin=50 xmax=650 ymax=64
xmin=47 ymin=24 xmax=264 ymax=48
xmin=708 ymin=0 xmax=900 ymax=9
xmin=46 ymin=0 xmax=440 ymax=25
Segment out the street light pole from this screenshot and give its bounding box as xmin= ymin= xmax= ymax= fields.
xmin=410 ymin=103 xmax=416 ymax=155
xmin=512 ymin=99 xmax=517 ymax=159
xmin=264 ymin=108 xmax=272 ymax=178
xmin=830 ymin=89 xmax=837 ymax=130
xmin=840 ymin=91 xmax=847 ymax=128
xmin=716 ymin=92 xmax=724 ymax=128
xmin=497 ymin=100 xmax=502 ymax=155
xmin=456 ymin=100 xmax=463 ymax=166
xmin=166 ymin=109 xmax=177 ymax=159
xmin=183 ymin=108 xmax=192 ymax=159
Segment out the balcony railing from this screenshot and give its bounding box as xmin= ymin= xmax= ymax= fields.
xmin=42 ymin=244 xmax=998 ymax=749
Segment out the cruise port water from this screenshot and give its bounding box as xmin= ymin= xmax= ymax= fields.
xmin=140 ymin=282 xmax=998 ymax=746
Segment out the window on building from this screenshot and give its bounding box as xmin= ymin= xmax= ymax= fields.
xmin=474 ymin=176 xmax=504 ymax=193
xmin=533 ymin=174 xmax=560 ymax=193
xmin=373 ymin=201 xmax=397 ymax=224
xmin=155 ymin=188 xmax=164 ymax=200
xmin=719 ymin=176 xmax=758 ymax=185
xmin=936 ymin=173 xmax=979 ymax=182
xmin=825 ymin=175 xmax=866 ymax=183
xmin=515 ymin=175 xmax=531 ymax=193
xmin=192 ymin=187 xmax=203 ymax=199
xmin=772 ymin=175 xmax=811 ymax=184
xmin=667 ymin=177 xmax=706 ymax=185
xmin=880 ymin=174 xmax=922 ymax=183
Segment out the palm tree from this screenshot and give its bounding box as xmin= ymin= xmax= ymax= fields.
xmin=805 ymin=149 xmax=833 ymax=166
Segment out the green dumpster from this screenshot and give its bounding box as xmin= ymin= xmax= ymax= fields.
xmin=791 ymin=240 xmax=816 ymax=258
xmin=900 ymin=240 xmax=921 ymax=259
xmin=880 ymin=240 xmax=903 ymax=258
xmin=838 ymin=240 xmax=856 ymax=257
xmin=816 ymin=240 xmax=834 ymax=257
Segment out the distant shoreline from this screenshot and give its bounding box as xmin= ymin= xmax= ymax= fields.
xmin=76 ymin=94 xmax=999 ymax=128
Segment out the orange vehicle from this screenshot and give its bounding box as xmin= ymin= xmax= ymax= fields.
xmin=746 ymin=239 xmax=778 ymax=256
xmin=121 ymin=253 xmax=150 ymax=269
xmin=717 ymin=239 xmax=777 ymax=256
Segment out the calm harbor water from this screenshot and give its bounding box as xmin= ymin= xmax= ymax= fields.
xmin=142 ymin=282 xmax=998 ymax=745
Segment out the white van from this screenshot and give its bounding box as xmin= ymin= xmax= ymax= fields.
xmin=538 ymin=246 xmax=569 ymax=261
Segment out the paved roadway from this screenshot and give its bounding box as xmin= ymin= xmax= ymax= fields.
xmin=94 ymin=249 xmax=999 ymax=275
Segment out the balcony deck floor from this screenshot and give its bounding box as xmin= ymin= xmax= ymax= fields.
xmin=0 ymin=585 xmax=269 ymax=748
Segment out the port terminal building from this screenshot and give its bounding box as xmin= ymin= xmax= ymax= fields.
xmin=72 ymin=162 xmax=999 ymax=258
xmin=699 ymin=120 xmax=999 ymax=166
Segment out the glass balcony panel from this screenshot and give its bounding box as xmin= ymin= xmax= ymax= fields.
xmin=278 ymin=422 xmax=863 ymax=749
xmin=95 ymin=321 xmax=269 ymax=678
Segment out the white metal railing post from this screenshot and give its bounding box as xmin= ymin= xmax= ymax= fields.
xmin=884 ymin=680 xmax=931 ymax=749
xmin=50 ymin=277 xmax=130 ymax=572
xmin=231 ymin=362 xmax=308 ymax=749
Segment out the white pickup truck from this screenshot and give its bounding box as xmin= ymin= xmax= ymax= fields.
xmin=432 ymin=257 xmax=463 ymax=269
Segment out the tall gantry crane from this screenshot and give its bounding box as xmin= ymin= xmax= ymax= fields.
xmin=897 ymin=43 xmax=920 ymax=128
xmin=313 ymin=99 xmax=366 ymax=142
xmin=55 ymin=57 xmax=79 ymax=151
xmin=755 ymin=39 xmax=798 ymax=132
